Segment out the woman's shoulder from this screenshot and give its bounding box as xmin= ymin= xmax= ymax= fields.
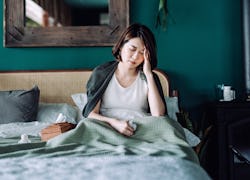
xmin=87 ymin=61 xmax=118 ymax=88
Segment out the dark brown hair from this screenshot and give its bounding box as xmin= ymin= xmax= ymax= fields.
xmin=112 ymin=23 xmax=158 ymax=69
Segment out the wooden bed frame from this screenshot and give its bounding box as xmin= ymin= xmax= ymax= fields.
xmin=0 ymin=69 xmax=170 ymax=105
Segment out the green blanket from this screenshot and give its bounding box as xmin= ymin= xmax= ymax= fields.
xmin=47 ymin=116 xmax=199 ymax=163
xmin=0 ymin=116 xmax=198 ymax=164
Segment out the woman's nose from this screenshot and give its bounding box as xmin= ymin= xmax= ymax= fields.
xmin=132 ymin=52 xmax=139 ymax=60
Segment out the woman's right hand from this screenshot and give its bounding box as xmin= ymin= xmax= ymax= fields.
xmin=109 ymin=119 xmax=134 ymax=137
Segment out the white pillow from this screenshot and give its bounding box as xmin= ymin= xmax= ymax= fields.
xmin=165 ymin=96 xmax=179 ymax=121
xmin=71 ymin=93 xmax=88 ymax=120
xmin=71 ymin=93 xmax=88 ymax=112
xmin=37 ymin=103 xmax=78 ymax=124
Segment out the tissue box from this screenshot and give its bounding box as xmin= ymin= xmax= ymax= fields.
xmin=40 ymin=122 xmax=76 ymax=141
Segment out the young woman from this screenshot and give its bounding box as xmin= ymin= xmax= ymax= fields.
xmin=83 ymin=23 xmax=166 ymax=137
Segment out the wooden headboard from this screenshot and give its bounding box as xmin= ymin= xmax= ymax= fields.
xmin=0 ymin=69 xmax=169 ymax=105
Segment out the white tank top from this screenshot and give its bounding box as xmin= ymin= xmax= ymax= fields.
xmin=100 ymin=72 xmax=149 ymax=119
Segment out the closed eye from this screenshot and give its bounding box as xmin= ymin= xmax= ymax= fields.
xmin=128 ymin=45 xmax=144 ymax=55
xmin=129 ymin=47 xmax=136 ymax=51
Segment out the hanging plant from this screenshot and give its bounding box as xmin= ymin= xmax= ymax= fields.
xmin=156 ymin=0 xmax=168 ymax=30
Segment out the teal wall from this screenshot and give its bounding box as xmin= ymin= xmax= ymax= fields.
xmin=0 ymin=0 xmax=244 ymax=127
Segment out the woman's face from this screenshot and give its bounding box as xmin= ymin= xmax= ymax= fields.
xmin=120 ymin=37 xmax=145 ymax=68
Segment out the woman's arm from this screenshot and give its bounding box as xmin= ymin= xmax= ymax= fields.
xmin=145 ymin=72 xmax=166 ymax=116
xmin=87 ymin=100 xmax=135 ymax=136
xmin=143 ymin=52 xmax=166 ymax=116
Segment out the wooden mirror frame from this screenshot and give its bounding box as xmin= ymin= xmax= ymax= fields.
xmin=4 ymin=0 xmax=130 ymax=47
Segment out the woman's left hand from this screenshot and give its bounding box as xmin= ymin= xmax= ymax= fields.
xmin=143 ymin=49 xmax=152 ymax=76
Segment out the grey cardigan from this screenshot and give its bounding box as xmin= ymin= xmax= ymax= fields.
xmin=82 ymin=61 xmax=166 ymax=117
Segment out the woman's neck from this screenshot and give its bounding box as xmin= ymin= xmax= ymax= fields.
xmin=115 ymin=62 xmax=139 ymax=88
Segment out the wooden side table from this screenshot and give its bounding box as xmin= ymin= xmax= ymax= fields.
xmin=205 ymin=101 xmax=250 ymax=180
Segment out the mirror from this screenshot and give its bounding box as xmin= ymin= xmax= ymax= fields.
xmin=4 ymin=0 xmax=129 ymax=47
xmin=25 ymin=0 xmax=109 ymax=27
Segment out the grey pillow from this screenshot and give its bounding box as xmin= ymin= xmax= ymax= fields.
xmin=0 ymin=86 xmax=40 ymax=124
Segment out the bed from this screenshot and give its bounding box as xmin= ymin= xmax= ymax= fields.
xmin=0 ymin=69 xmax=210 ymax=180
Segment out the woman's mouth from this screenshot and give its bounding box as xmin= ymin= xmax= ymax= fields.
xmin=128 ymin=60 xmax=136 ymax=64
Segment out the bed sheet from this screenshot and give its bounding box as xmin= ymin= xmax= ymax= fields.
xmin=0 ymin=116 xmax=211 ymax=180
xmin=0 ymin=156 xmax=210 ymax=180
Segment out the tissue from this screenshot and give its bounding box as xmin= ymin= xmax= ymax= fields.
xmin=128 ymin=120 xmax=137 ymax=131
xmin=56 ymin=113 xmax=67 ymax=123
xmin=18 ymin=134 xmax=31 ymax=144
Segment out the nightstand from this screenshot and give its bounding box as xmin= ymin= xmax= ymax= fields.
xmin=205 ymin=101 xmax=250 ymax=180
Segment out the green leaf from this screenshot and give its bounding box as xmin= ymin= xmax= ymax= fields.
xmin=156 ymin=0 xmax=168 ymax=30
